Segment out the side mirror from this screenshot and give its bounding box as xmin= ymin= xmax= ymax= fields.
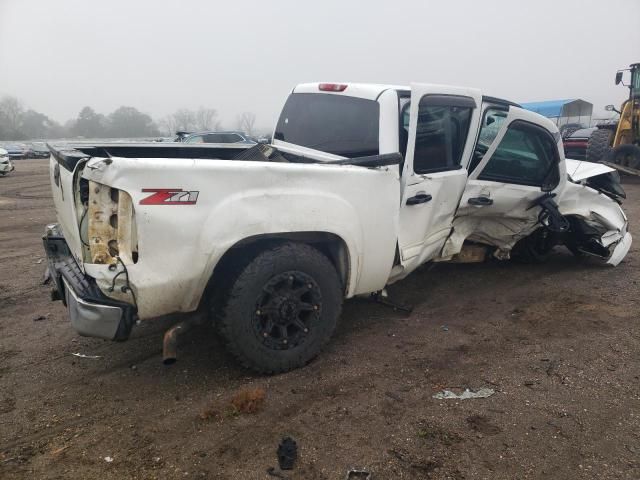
xmin=615 ymin=71 xmax=623 ymax=85
xmin=605 ymin=104 xmax=615 ymax=111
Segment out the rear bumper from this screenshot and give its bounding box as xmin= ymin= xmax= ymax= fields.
xmin=43 ymin=224 xmax=136 ymax=340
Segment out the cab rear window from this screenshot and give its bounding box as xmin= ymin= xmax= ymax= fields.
xmin=274 ymin=93 xmax=379 ymax=158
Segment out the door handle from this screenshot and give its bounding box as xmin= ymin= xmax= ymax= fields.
xmin=468 ymin=196 xmax=493 ymax=206
xmin=406 ymin=193 xmax=433 ymax=205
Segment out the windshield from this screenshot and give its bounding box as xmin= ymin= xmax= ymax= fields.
xmin=632 ymin=65 xmax=640 ymax=99
xmin=274 ymin=93 xmax=379 ymax=158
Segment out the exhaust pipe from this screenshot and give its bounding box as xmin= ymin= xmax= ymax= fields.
xmin=162 ymin=321 xmax=193 ymax=365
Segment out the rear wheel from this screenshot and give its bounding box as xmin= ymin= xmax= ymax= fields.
xmin=586 ymin=128 xmax=614 ymax=163
xmin=217 ymin=242 xmax=342 ymax=374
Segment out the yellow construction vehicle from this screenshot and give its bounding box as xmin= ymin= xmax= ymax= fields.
xmin=587 ymin=62 xmax=640 ymax=170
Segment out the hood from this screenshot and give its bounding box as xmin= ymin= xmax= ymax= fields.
xmin=565 ymin=158 xmax=615 ymax=181
xmin=565 ymin=158 xmax=625 ymax=200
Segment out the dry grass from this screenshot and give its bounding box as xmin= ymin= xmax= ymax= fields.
xmin=229 ymin=387 xmax=266 ymax=414
xmin=199 ymin=387 xmax=266 ymax=421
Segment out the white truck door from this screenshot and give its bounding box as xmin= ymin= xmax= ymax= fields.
xmin=443 ymin=105 xmax=566 ymax=257
xmin=397 ymin=84 xmax=482 ymax=271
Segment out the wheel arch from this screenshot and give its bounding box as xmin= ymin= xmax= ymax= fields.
xmin=198 ymin=231 xmax=354 ymax=311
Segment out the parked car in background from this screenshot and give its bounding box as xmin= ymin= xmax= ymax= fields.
xmin=4 ymin=144 xmax=26 ymax=159
xmin=559 ymin=122 xmax=585 ymax=140
xmin=30 ymin=143 xmax=50 ymax=158
xmin=20 ymin=143 xmax=34 ymax=159
xmin=0 ymin=148 xmax=15 ymax=175
xmin=563 ymin=127 xmax=596 ymax=161
xmin=181 ymin=131 xmax=257 ymax=145
xmin=173 ymin=131 xmax=192 ymax=142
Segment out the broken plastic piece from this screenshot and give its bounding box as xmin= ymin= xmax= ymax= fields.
xmin=277 ymin=436 xmax=297 ymax=470
xmin=432 ymin=388 xmax=495 ymax=400
xmin=346 ymin=469 xmax=372 ymax=479
xmin=71 ymin=353 xmax=102 ymax=359
xmin=371 ymin=290 xmax=413 ymax=313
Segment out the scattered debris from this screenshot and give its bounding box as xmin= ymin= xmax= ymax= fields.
xmin=103 ymin=456 xmax=113 ymax=463
xmin=33 ymin=315 xmax=48 ymax=322
xmin=432 ymin=388 xmax=495 ymax=400
xmin=230 ymin=387 xmax=266 ymax=414
xmin=371 ymin=290 xmax=413 ymax=313
xmin=277 ymin=436 xmax=297 ymax=470
xmin=346 ymin=468 xmax=372 ymax=479
xmin=71 ymin=353 xmax=102 ymax=360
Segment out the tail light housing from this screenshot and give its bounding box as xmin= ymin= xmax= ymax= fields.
xmin=319 ymin=83 xmax=348 ymax=92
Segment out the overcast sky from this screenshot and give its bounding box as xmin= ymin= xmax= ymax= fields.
xmin=1 ymin=0 xmax=639 ymax=131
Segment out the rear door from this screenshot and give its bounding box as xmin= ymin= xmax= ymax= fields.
xmin=446 ymin=106 xmax=565 ymax=255
xmin=397 ymin=84 xmax=483 ymax=271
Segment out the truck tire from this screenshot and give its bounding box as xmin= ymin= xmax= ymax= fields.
xmin=217 ymin=242 xmax=342 ymax=374
xmin=586 ymin=128 xmax=613 ymax=163
xmin=610 ymin=144 xmax=640 ymax=169
xmin=511 ymin=228 xmax=555 ymax=263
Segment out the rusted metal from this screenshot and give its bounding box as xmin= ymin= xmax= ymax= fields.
xmin=88 ymin=180 xmax=118 ymax=264
xmin=162 ymin=321 xmax=193 ymax=365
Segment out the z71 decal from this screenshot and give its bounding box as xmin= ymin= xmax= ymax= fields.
xmin=140 ymin=189 xmax=199 ymax=205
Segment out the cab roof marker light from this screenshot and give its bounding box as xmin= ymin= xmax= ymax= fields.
xmin=319 ymin=83 xmax=348 ymax=92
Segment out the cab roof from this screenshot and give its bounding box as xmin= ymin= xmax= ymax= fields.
xmin=293 ymin=82 xmax=519 ymax=106
xmin=293 ymin=82 xmax=408 ymax=100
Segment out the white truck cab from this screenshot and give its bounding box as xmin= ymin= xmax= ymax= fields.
xmin=43 ymin=82 xmax=631 ymax=373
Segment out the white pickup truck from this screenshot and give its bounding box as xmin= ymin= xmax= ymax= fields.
xmin=44 ymin=82 xmax=632 ymax=373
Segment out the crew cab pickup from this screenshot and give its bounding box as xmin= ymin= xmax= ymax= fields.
xmin=44 ymin=82 xmax=632 ymax=373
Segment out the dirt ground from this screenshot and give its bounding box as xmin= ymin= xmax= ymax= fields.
xmin=1 ymin=159 xmax=639 ymax=480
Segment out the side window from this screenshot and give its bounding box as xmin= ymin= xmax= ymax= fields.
xmin=478 ymin=121 xmax=559 ymax=189
xmin=413 ymin=95 xmax=474 ymax=174
xmin=203 ymin=133 xmax=224 ymax=143
xmin=227 ymin=134 xmax=244 ymax=142
xmin=185 ymin=135 xmax=204 ymax=144
xmin=469 ymin=107 xmax=508 ymax=172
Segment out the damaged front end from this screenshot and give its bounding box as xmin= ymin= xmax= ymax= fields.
xmin=443 ymin=160 xmax=632 ymax=266
xmin=558 ymin=159 xmax=631 ymax=265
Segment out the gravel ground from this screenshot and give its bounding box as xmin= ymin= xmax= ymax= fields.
xmin=1 ymin=159 xmax=639 ymax=479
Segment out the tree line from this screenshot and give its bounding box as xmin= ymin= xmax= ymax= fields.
xmin=0 ymin=95 xmax=258 ymax=141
